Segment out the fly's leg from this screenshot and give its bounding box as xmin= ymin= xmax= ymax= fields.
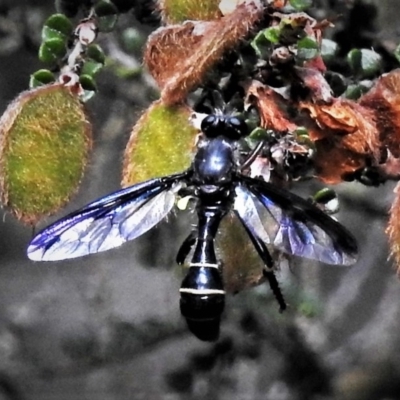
xmin=262 ymin=269 xmax=287 ymax=312
xmin=235 ymin=212 xmax=287 ymax=311
xmin=240 ymin=140 xmax=265 ymax=171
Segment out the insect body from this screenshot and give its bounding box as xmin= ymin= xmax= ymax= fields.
xmin=27 ymin=113 xmax=358 ymax=341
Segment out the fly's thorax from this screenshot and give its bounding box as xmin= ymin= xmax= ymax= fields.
xmin=192 ymin=137 xmax=237 ymax=189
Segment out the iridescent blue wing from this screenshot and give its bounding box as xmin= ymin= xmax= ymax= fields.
xmin=27 ymin=172 xmax=189 ymax=261
xmin=234 ymin=177 xmax=358 ymax=266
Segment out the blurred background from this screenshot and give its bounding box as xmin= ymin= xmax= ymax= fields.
xmin=0 ymin=0 xmax=399 ymax=399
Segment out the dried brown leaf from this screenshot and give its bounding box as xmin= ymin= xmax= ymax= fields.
xmin=360 ymin=69 xmax=400 ymax=159
xmin=387 ymin=182 xmax=400 ymax=274
xmin=295 ymin=67 xmax=332 ymax=102
xmin=364 ymin=70 xmax=400 ymax=273
xmin=144 ymin=1 xmax=265 ymax=105
xmin=300 ymin=98 xmax=379 ymax=183
xmin=246 ymin=81 xmax=298 ymax=132
xmin=145 ymin=21 xmax=207 ymax=89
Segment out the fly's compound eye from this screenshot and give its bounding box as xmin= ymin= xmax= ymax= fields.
xmin=201 ymin=114 xmax=220 ymax=138
xmin=201 ymin=114 xmax=248 ymax=140
xmin=224 ymin=117 xmax=248 ymax=140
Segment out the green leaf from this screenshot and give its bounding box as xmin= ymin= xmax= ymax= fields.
xmin=38 ymin=38 xmax=67 ymax=64
xmin=94 ymin=0 xmax=119 ymax=32
xmin=122 ymin=28 xmax=145 ymax=53
xmin=312 ymin=188 xmax=339 ymax=214
xmin=347 ymin=48 xmax=382 ymax=78
xmin=289 ymin=0 xmax=313 ymax=11
xmin=293 ymin=127 xmax=315 ymax=153
xmin=298 ymin=301 xmax=318 ymax=318
xmin=86 ymin=44 xmax=106 ymax=64
xmin=313 ymin=188 xmax=336 ymax=204
xmin=79 ymin=74 xmax=97 ymax=91
xmin=264 ymin=27 xmax=280 ymax=44
xmin=251 ymin=30 xmax=273 ymax=58
xmin=294 ymin=126 xmax=309 ymax=138
xmin=248 ymin=127 xmax=269 ymax=141
xmin=347 ymin=48 xmax=362 ymax=73
xmin=79 ymin=75 xmax=97 ymax=102
xmin=42 ymin=13 xmax=73 ymax=42
xmin=246 ymin=128 xmax=273 ymax=151
xmin=81 ymin=60 xmax=103 ymax=77
xmin=109 ymin=63 xmax=143 ymax=79
xmin=343 ymin=81 xmax=373 ymax=100
xmin=394 ymin=43 xmax=400 ymax=64
xmin=80 ymin=45 xmax=106 ymax=78
xmin=321 ymin=39 xmax=338 ymax=63
xmin=297 ymin=36 xmax=319 ymax=60
xmin=29 ymin=69 xmax=56 ymax=88
xmin=359 ymin=49 xmax=382 ymax=78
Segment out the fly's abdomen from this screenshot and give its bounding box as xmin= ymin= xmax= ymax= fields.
xmin=180 ymin=264 xmax=225 ymax=341
xmin=178 ymin=199 xmax=228 ymax=341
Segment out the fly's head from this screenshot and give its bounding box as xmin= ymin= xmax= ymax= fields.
xmin=200 ymin=113 xmax=248 ymax=142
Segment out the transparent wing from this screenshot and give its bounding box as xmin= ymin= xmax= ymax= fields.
xmin=27 ymin=173 xmax=188 ymax=261
xmin=234 ymin=179 xmax=358 ymax=266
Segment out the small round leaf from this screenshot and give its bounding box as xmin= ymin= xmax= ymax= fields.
xmin=122 ymin=28 xmax=145 ymax=53
xmin=264 ymin=27 xmax=280 ymax=44
xmin=251 ymin=30 xmax=273 ymax=58
xmin=94 ymin=0 xmax=119 ymax=32
xmin=39 ymin=38 xmax=67 ymax=64
xmin=347 ymin=48 xmax=382 ymax=78
xmin=42 ymin=13 xmax=73 ymax=42
xmin=360 ymin=49 xmax=382 ymax=78
xmin=321 ymin=39 xmax=338 ymax=63
xmin=29 ymin=69 xmax=56 ymax=88
xmin=394 ymin=43 xmax=400 ymax=64
xmin=79 ymin=75 xmax=97 ymax=102
xmin=289 ymin=0 xmax=313 ymax=11
xmin=297 ymin=36 xmax=319 ymax=60
xmin=86 ymin=44 xmax=106 ymax=64
xmin=81 ymin=60 xmax=103 ymax=77
xmin=343 ymin=81 xmax=373 ymax=100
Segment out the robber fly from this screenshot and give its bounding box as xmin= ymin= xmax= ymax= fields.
xmin=27 ymin=113 xmax=358 ymax=341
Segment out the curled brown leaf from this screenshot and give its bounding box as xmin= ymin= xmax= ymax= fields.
xmin=144 ymin=1 xmax=265 ymax=105
xmin=246 ymin=81 xmax=298 ymax=132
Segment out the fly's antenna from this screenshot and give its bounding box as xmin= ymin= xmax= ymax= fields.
xmin=193 ymin=90 xmax=225 ymax=114
xmin=224 ymin=92 xmax=244 ymax=115
xmin=193 ymin=89 xmax=245 ymax=117
xmin=263 ymin=269 xmax=287 ymax=312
